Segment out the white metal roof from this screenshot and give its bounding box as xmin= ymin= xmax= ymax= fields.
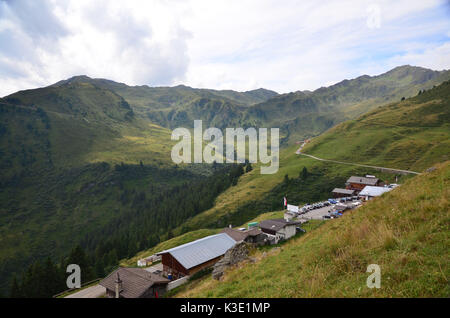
xmin=157 ymin=233 xmax=236 ymax=269
xmin=359 ymin=186 xmax=392 ymax=197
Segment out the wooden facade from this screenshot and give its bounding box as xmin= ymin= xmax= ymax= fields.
xmin=161 ymin=253 xmax=222 ymax=279
xmin=346 ymin=182 xmax=367 ymax=191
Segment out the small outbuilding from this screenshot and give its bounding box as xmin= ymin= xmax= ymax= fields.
xmin=259 ymin=218 xmax=301 ymax=244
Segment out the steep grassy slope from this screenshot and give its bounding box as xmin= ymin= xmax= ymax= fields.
xmin=167 ymin=80 xmax=449 ymax=235
xmin=175 ymin=162 xmax=449 ymax=297
xmin=0 ymin=82 xmax=175 ymax=173
xmin=303 ymin=80 xmax=450 ymax=172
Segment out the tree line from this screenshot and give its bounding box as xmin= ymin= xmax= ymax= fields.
xmin=9 ymin=162 xmax=248 ymax=298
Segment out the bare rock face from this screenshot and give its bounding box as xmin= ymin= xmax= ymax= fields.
xmin=212 ymin=242 xmax=250 ymax=280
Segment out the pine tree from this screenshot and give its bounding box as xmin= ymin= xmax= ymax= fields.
xmin=300 ymin=167 xmax=308 ymax=179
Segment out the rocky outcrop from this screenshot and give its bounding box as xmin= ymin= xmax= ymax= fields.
xmin=212 ymin=242 xmax=250 ymax=280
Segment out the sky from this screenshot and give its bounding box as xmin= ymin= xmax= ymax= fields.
xmin=0 ymin=0 xmax=449 ymax=97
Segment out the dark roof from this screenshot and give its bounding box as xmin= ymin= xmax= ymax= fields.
xmin=346 ymin=176 xmax=379 ymax=185
xmin=332 ymin=188 xmax=355 ymax=195
xmin=99 ymin=267 xmax=169 ymax=298
xmin=259 ymin=218 xmax=301 ymax=232
xmin=221 ymin=227 xmax=262 ymax=242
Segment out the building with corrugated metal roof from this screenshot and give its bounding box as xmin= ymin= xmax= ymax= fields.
xmin=359 ymin=185 xmax=392 ymax=199
xmin=157 ymin=233 xmax=236 ymax=279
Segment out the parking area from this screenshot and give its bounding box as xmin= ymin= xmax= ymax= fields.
xmin=297 ymin=200 xmax=363 ymax=221
xmin=300 ymin=205 xmax=334 ymax=220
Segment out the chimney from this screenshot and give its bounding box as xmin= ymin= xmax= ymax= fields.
xmin=115 ymin=272 xmax=122 ymax=298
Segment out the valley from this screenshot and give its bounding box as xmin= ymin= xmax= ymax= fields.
xmin=0 ymin=66 xmax=449 ymax=297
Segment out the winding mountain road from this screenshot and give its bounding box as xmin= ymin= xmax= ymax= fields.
xmin=295 ymin=142 xmax=420 ymax=175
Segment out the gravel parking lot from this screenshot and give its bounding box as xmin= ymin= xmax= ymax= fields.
xmin=300 ymin=205 xmax=335 ymax=220
xmin=298 ymin=200 xmax=362 ymax=220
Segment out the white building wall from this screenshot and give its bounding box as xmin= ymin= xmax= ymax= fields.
xmin=277 ymin=225 xmax=297 ymax=240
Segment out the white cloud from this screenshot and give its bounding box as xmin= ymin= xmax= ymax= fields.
xmin=0 ymin=0 xmax=449 ymax=96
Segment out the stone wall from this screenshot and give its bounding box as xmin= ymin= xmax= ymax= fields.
xmin=212 ymin=242 xmax=250 ymax=280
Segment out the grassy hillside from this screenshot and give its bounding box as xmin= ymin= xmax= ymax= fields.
xmin=164 ymin=80 xmax=449 ymax=244
xmin=174 ymin=161 xmax=450 ymax=297
xmin=303 ymin=80 xmax=450 ymax=172
xmin=1 ymin=65 xmax=448 ymax=297
xmin=122 ymin=210 xmax=287 ymax=267
xmin=0 ymin=82 xmax=175 ymax=173
xmin=250 ymin=65 xmax=450 ymax=143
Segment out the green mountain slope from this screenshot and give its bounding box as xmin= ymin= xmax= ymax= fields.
xmin=0 ymin=65 xmax=448 ymax=297
xmin=302 ymin=79 xmax=450 ymax=172
xmin=249 ymin=65 xmax=450 ymax=143
xmin=0 ymin=80 xmax=247 ymax=295
xmin=0 ymin=81 xmax=174 ymax=175
xmin=174 ymin=161 xmax=450 ymax=297
xmin=51 ymin=66 xmax=450 ymax=144
xmin=166 ymin=80 xmax=450 ymax=238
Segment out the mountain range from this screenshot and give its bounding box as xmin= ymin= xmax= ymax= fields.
xmin=0 ymin=65 xmax=449 ymax=296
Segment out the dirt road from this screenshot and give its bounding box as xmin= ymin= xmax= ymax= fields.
xmin=295 ymin=143 xmax=420 ymax=175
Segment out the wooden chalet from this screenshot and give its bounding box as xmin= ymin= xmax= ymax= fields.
xmin=346 ymin=175 xmax=380 ymax=192
xmin=157 ymin=233 xmax=236 ymax=279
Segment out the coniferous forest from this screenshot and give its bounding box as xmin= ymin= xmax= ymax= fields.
xmin=5 ymin=161 xmax=247 ymax=297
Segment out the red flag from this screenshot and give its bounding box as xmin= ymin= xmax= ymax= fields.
xmin=283 ymin=197 xmax=287 ymax=207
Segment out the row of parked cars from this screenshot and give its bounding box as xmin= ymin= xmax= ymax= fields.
xmin=299 ymin=201 xmax=332 ymax=213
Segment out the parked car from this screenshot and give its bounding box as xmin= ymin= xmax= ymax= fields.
xmin=323 ymin=215 xmax=331 ymax=219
